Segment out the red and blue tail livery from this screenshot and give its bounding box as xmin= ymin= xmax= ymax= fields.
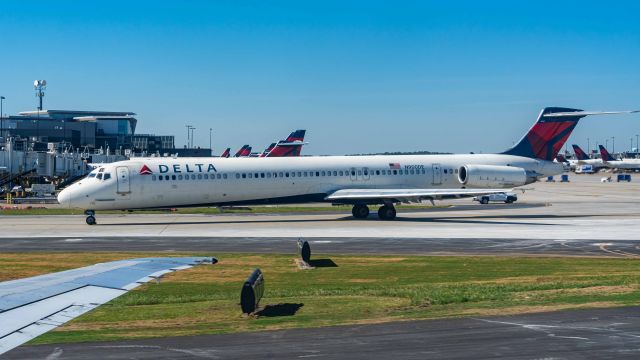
xmin=502 ymin=107 xmax=586 ymax=161
xmin=599 ymin=145 xmax=616 ymax=162
xmin=260 ymin=143 xmax=277 ymax=157
xmin=234 ymin=145 xmax=252 ymax=157
xmin=220 ymin=148 xmax=231 ymax=158
xmin=572 ymin=144 xmax=590 ymax=160
xmin=266 ymin=130 xmax=307 ymax=157
xmin=285 ymin=129 xmax=306 ymax=143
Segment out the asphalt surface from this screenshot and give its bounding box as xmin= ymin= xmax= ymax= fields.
xmin=7 ymin=307 xmax=640 ymax=359
xmin=2 ymin=236 xmax=640 ymax=258
xmin=2 ymin=175 xmax=640 ymax=359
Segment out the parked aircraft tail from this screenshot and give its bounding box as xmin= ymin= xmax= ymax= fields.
xmin=266 ymin=130 xmax=307 ymax=157
xmin=220 ymin=148 xmax=231 ymax=158
xmin=259 ymin=143 xmax=277 ymax=157
xmin=572 ymin=144 xmax=590 ymax=161
xmin=599 ymin=145 xmax=616 ymax=162
xmin=234 ymin=145 xmax=252 ymax=157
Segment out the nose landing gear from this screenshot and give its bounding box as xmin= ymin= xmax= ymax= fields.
xmin=85 ymin=210 xmax=97 ymax=225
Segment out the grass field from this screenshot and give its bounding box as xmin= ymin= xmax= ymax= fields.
xmin=1 ymin=252 xmax=639 ymax=345
xmin=0 ymin=204 xmax=446 ymax=216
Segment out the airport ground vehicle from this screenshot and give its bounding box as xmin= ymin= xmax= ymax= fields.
xmin=473 ymin=192 xmax=517 ymax=204
xmin=575 ymin=165 xmax=595 ymax=174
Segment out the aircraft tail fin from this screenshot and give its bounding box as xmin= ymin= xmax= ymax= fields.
xmin=234 ymin=145 xmax=252 ymax=157
xmin=266 ymin=130 xmax=307 ymax=157
xmin=286 ymin=130 xmax=306 ymax=142
xmin=501 ymin=107 xmax=638 ymax=161
xmin=220 ymin=148 xmax=231 ymax=158
xmin=260 ymin=143 xmax=277 ymax=157
xmin=599 ymin=145 xmax=616 ymax=162
xmin=501 ymin=107 xmax=585 ymax=161
xmin=572 ymin=144 xmax=590 ymax=160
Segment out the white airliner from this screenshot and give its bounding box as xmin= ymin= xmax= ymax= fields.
xmin=568 ymin=144 xmax=604 ymax=170
xmin=57 ymin=107 xmax=638 ymax=225
xmin=599 ymin=144 xmax=640 ymax=170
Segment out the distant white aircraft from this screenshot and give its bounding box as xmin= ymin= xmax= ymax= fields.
xmin=568 ymin=144 xmax=605 ymax=170
xmin=599 ymin=145 xmax=640 ymax=170
xmin=57 ymin=107 xmax=639 ymax=225
xmin=0 ymin=257 xmax=215 ymax=355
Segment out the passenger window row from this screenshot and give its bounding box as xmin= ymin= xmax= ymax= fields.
xmin=153 ymin=173 xmax=228 ymax=181
xmin=150 ymin=168 xmax=428 ymax=182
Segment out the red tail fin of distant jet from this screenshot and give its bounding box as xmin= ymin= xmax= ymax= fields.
xmin=572 ymin=144 xmax=590 ymax=160
xmin=555 ymin=154 xmax=567 ymax=163
xmin=266 ymin=130 xmax=307 ymax=157
xmin=220 ymin=148 xmax=231 ymax=158
xmin=259 ymin=143 xmax=277 ymax=157
xmin=599 ymin=145 xmax=616 ymax=162
xmin=234 ymin=145 xmax=252 ymax=157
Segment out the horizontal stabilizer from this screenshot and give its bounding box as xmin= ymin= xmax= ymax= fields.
xmin=544 ymin=110 xmax=640 ymax=117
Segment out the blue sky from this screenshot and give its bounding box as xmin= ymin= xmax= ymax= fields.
xmin=1 ymin=1 xmax=640 ymax=154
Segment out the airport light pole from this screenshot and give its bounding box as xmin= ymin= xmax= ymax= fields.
xmin=209 ymin=128 xmax=212 ymax=155
xmin=190 ymin=127 xmax=195 ymax=148
xmin=636 ymin=134 xmax=639 ymax=152
xmin=612 ymin=136 xmax=615 ymax=154
xmin=0 ymin=96 xmax=5 ymax=138
xmin=587 ymin=138 xmax=590 ymax=155
xmin=185 ymin=125 xmax=192 ymax=148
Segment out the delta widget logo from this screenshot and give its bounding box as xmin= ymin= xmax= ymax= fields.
xmin=139 ymin=165 xmax=153 ymax=175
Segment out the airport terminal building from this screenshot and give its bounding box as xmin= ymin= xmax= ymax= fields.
xmin=0 ymin=109 xmax=205 ymax=188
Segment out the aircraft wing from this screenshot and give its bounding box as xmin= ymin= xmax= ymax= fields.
xmin=0 ymin=257 xmax=215 ymax=355
xmin=325 ymin=188 xmax=512 ymax=203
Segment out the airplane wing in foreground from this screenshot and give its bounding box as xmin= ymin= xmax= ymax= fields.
xmin=0 ymin=257 xmax=216 ymax=355
xmin=325 ymin=188 xmax=512 ymax=203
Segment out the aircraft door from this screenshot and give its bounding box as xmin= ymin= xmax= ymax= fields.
xmin=432 ymin=164 xmax=442 ymax=185
xmin=350 ymin=167 xmax=357 ymax=181
xmin=362 ymin=167 xmax=371 ymax=181
xmin=116 ymin=166 xmax=131 ymax=193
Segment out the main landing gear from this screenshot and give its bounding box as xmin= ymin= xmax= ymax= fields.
xmin=377 ymin=205 xmax=397 ymax=220
xmin=351 ymin=204 xmax=397 ymax=220
xmin=85 ymin=210 xmax=97 ymax=225
xmin=351 ymin=204 xmax=370 ymax=219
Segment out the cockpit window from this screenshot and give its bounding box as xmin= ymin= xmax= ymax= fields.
xmin=96 ymin=173 xmax=103 ymax=180
xmin=103 ymin=173 xmax=111 ymax=180
xmin=88 ymin=172 xmax=97 ymax=178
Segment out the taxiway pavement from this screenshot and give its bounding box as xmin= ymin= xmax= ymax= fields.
xmin=7 ymin=307 xmax=640 ymax=359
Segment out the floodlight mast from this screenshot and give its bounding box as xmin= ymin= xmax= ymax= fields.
xmin=34 ymin=80 xmax=47 ymax=111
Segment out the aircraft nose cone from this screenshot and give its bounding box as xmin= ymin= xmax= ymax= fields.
xmin=57 ymin=189 xmax=72 ymax=208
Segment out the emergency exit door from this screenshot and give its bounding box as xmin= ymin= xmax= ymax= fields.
xmin=432 ymin=164 xmax=442 ymax=185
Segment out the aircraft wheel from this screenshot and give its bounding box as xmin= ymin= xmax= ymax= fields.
xmin=378 ymin=205 xmax=397 ymax=220
xmin=86 ymin=215 xmax=97 ymax=225
xmin=352 ymin=204 xmax=370 ymax=219
xmin=480 ymin=197 xmax=489 ymax=205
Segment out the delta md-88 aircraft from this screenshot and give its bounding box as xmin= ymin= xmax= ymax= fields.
xmin=57 ymin=107 xmax=638 ymax=225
